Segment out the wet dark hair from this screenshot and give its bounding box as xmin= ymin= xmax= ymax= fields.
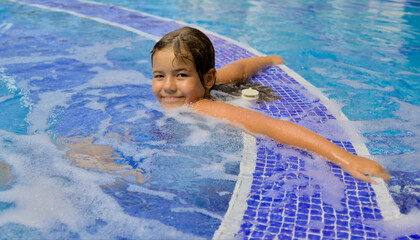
xmin=150 ymin=26 xmax=215 ymax=86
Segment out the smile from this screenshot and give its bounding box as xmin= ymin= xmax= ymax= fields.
xmin=161 ymin=96 xmax=184 ymax=102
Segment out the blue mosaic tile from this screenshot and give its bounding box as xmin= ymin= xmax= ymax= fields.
xmin=396 ymin=237 xmax=411 ymax=240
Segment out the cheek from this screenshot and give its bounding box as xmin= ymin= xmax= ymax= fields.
xmin=151 ymin=81 xmax=160 ymax=97
xmin=182 ymin=81 xmax=205 ymax=99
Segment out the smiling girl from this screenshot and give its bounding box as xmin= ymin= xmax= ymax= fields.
xmin=151 ymin=26 xmax=390 ymax=184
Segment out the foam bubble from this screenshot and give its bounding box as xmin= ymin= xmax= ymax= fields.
xmin=259 ymin=139 xmax=347 ymax=211
xmin=171 ymin=207 xmax=223 ymax=221
xmin=69 ymin=40 xmax=133 ymax=66
xmin=346 ymin=99 xmax=420 ymax=170
xmin=368 ymin=208 xmax=420 ymax=238
xmin=0 ymin=23 xmax=13 ymax=33
xmin=0 ymin=67 xmax=17 ymax=92
xmin=0 ymin=130 xmax=200 ymax=239
xmin=26 ymin=91 xmax=71 ymax=134
xmin=127 ymin=184 xmax=177 ymax=200
xmin=338 ymin=79 xmax=395 ymax=92
xmin=74 ymin=67 xmax=151 ymax=90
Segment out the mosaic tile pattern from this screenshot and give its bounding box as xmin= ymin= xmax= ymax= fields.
xmin=237 ymin=67 xmax=386 ymax=239
xmin=13 ymin=0 xmax=420 ymax=239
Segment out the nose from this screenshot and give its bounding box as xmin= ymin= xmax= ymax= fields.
xmin=163 ymin=76 xmax=177 ymax=93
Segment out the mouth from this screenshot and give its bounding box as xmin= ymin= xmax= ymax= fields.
xmin=160 ymin=96 xmax=185 ymax=104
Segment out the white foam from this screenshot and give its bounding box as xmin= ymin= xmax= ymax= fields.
xmin=0 ymin=22 xmax=13 ymax=33
xmin=84 ymin=98 xmax=107 ymax=112
xmin=125 ymin=109 xmax=148 ymax=122
xmin=368 ymin=208 xmax=420 ymax=238
xmin=171 ymin=207 xmax=223 ymax=221
xmin=0 ymin=95 xmax=14 ymax=104
xmin=193 ymin=161 xmax=239 ymax=182
xmin=127 ymin=184 xmax=177 ymax=200
xmin=183 ymin=123 xmax=212 ymax=146
xmin=154 ymin=106 xmax=227 ymax=147
xmin=26 ymin=90 xmax=71 ymax=134
xmin=264 ymin=145 xmax=346 ymax=211
xmin=396 ymin=71 xmax=420 ymax=76
xmin=69 ymin=40 xmax=133 ymax=66
xmin=74 ymin=67 xmax=151 ymax=90
xmin=0 ymin=56 xmax=60 ymax=68
xmin=338 ymin=79 xmax=395 ymax=92
xmin=346 ymin=99 xmax=420 ymax=171
xmin=0 ymin=130 xmax=200 ymax=239
xmin=0 ymin=68 xmax=17 ymax=92
xmin=0 ymin=67 xmax=32 ymax=112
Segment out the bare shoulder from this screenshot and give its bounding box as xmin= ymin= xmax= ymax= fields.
xmin=191 ymin=99 xmax=237 ymax=117
xmin=191 ymin=99 xmax=269 ymax=134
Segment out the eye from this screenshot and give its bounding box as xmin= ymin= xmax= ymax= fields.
xmin=153 ymin=74 xmax=164 ymax=79
xmin=177 ymin=73 xmax=188 ymax=78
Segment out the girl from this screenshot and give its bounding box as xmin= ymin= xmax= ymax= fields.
xmin=151 ymin=26 xmax=390 ymax=184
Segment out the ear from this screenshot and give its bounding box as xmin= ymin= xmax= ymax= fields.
xmin=203 ymin=68 xmax=216 ymax=90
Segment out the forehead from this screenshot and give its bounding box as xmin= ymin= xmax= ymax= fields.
xmin=152 ymin=48 xmax=195 ymax=68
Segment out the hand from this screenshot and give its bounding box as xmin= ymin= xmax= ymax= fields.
xmin=341 ymin=154 xmax=390 ymax=184
xmin=268 ymin=55 xmax=285 ymax=65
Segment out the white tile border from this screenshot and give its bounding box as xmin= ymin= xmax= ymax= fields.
xmin=279 ymin=65 xmax=401 ymax=221
xmin=213 ymin=133 xmax=257 ymax=240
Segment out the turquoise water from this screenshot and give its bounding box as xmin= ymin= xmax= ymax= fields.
xmin=91 ymin=0 xmax=420 ymax=171
xmin=0 ymin=1 xmax=244 ymax=238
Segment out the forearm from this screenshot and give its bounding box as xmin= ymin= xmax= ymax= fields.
xmin=235 ymin=55 xmax=285 ymax=80
xmin=216 ymin=55 xmax=285 ymax=84
xmin=262 ymin=118 xmax=352 ymax=167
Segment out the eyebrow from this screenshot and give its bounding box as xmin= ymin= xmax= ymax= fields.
xmin=152 ymin=68 xmax=190 ymax=75
xmin=173 ymin=68 xmax=189 ymax=73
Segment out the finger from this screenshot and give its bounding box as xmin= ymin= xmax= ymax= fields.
xmin=364 ymin=166 xmax=391 ymax=184
xmin=377 ymin=169 xmax=391 ymax=183
xmin=353 ymin=171 xmax=377 ymax=184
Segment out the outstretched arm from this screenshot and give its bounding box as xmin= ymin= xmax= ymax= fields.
xmin=216 ymin=55 xmax=285 ymax=85
xmin=192 ymin=100 xmax=390 ymax=184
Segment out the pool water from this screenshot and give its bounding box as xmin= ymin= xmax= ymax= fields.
xmin=0 ymin=0 xmax=419 ymax=239
xmin=0 ymin=1 xmax=246 ymax=238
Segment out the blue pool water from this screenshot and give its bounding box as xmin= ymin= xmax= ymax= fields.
xmin=0 ymin=0 xmax=419 ymax=239
xmin=0 ymin=1 xmax=245 ymax=238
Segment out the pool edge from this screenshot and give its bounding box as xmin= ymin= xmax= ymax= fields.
xmin=278 ymin=65 xmax=401 ymax=221
xmin=213 ymin=133 xmax=257 ymax=240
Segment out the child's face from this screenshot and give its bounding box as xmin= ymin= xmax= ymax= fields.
xmin=152 ymin=48 xmax=205 ymax=109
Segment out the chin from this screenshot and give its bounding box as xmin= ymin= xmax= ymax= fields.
xmin=160 ymin=101 xmax=185 ymax=109
xmin=162 ymin=104 xmax=182 ymax=109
